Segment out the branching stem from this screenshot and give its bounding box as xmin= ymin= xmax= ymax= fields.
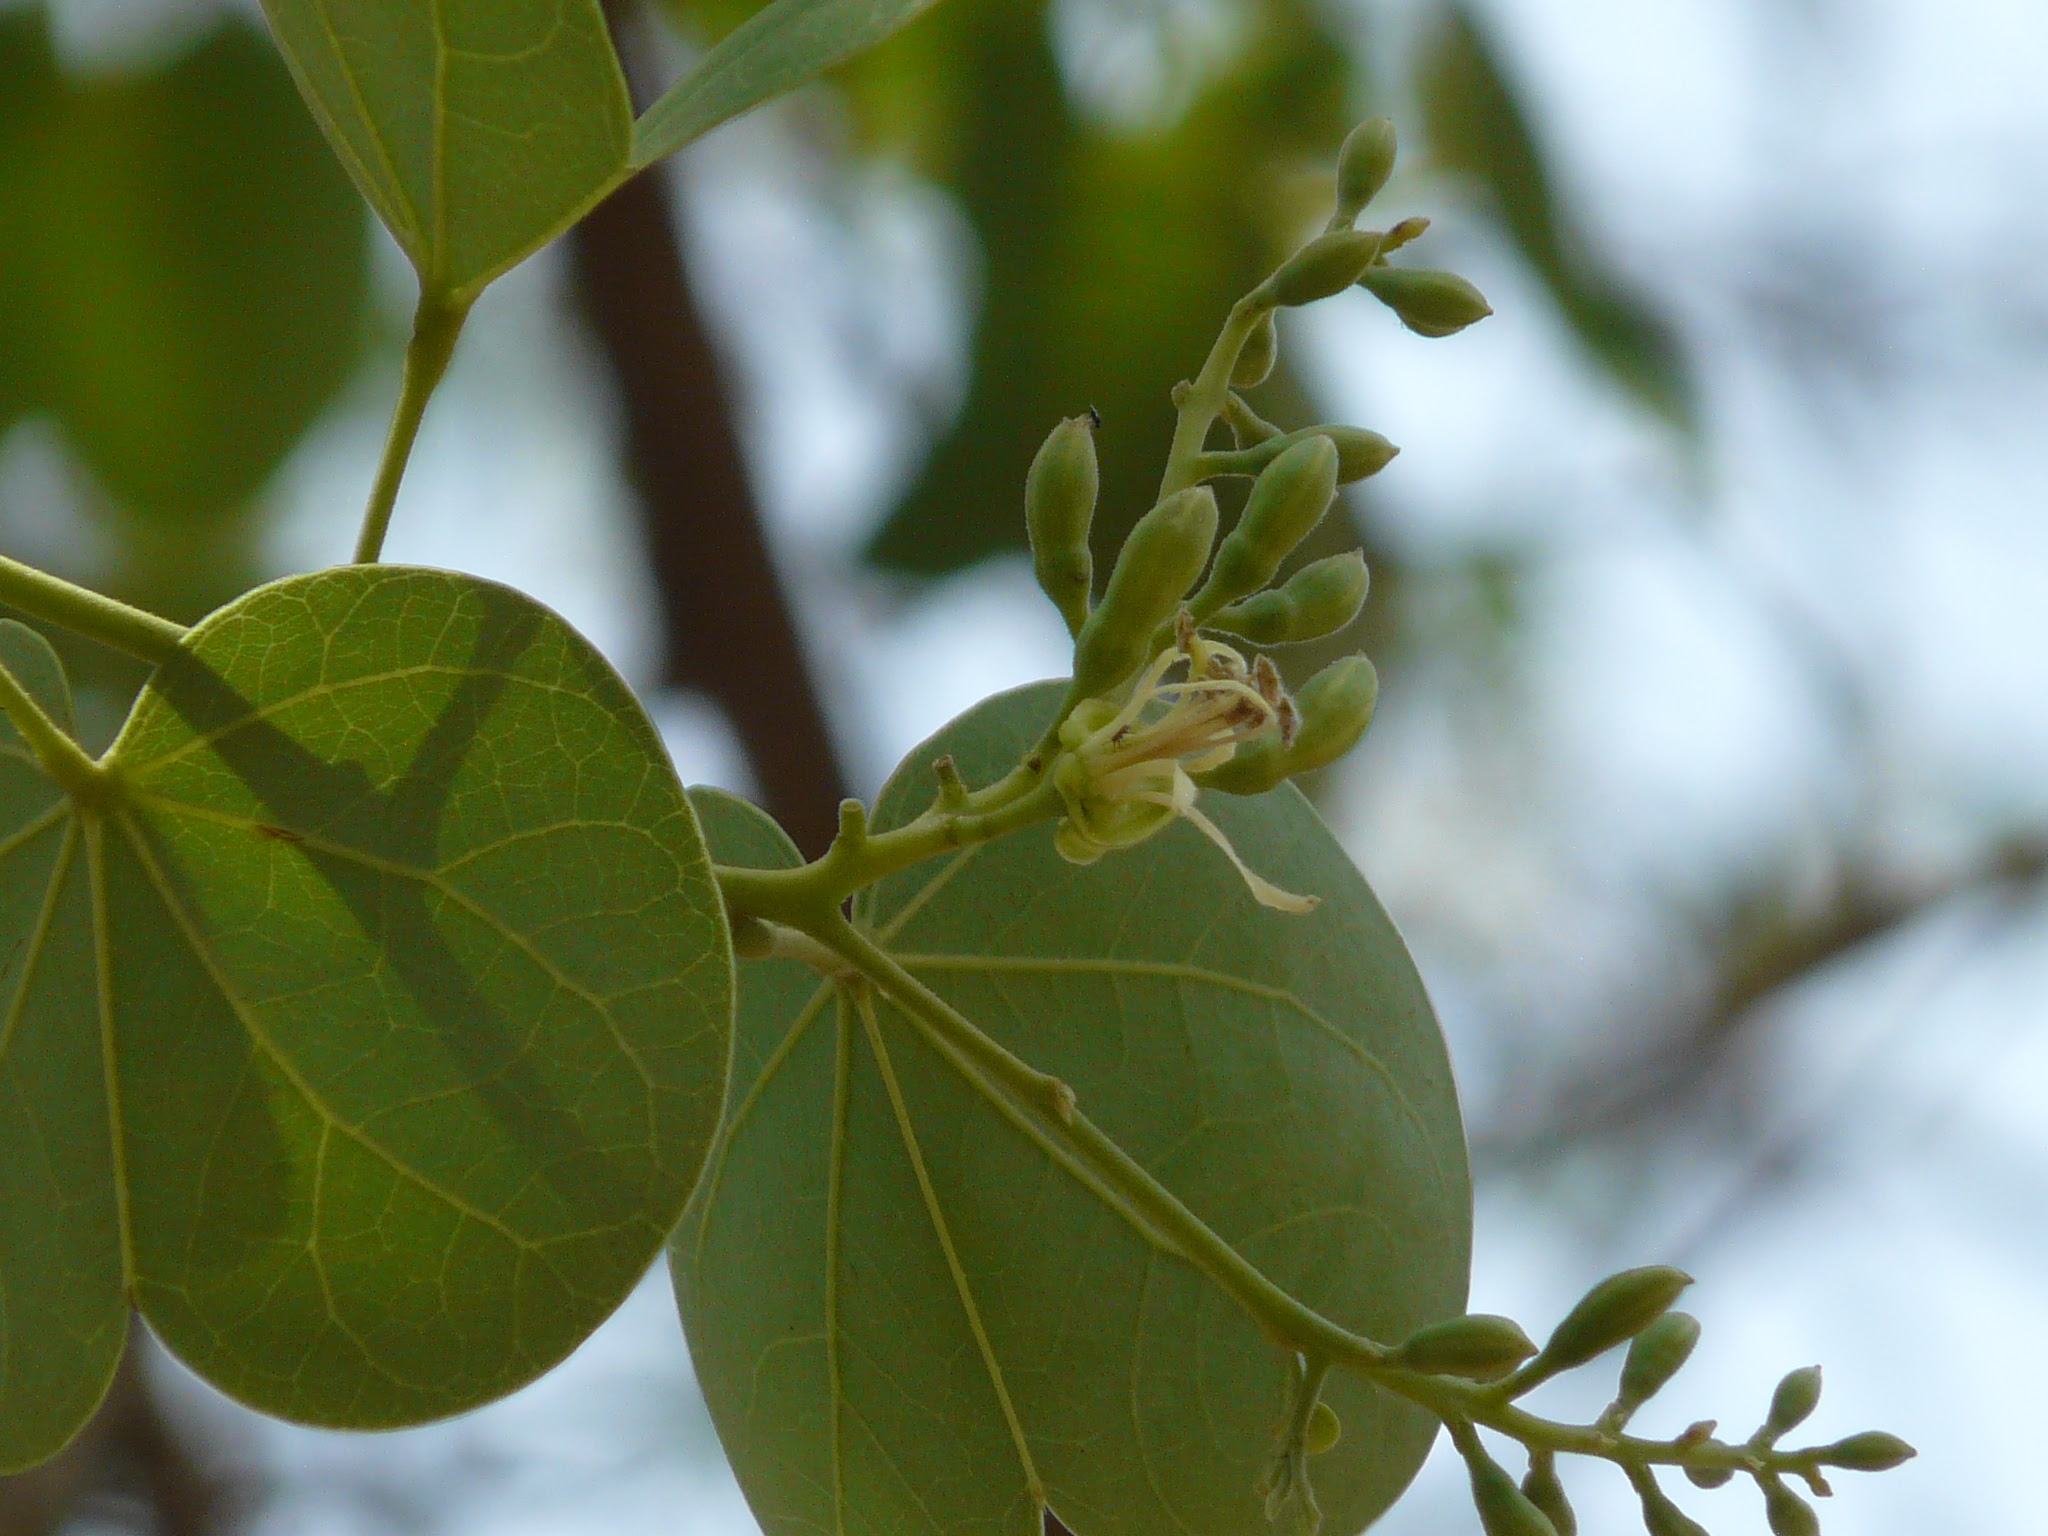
xmin=714 ymin=773 xmax=1064 ymax=928
xmin=354 ymin=290 xmax=472 ymax=564
xmin=0 ymin=553 xmax=187 ymax=665
xmin=1159 ymin=296 xmax=1271 ymax=500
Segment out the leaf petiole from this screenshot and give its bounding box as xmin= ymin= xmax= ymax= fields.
xmin=0 ymin=653 xmax=104 ymax=804
xmin=354 ymin=290 xmax=473 ymax=565
xmin=0 ymin=554 xmax=187 ymax=665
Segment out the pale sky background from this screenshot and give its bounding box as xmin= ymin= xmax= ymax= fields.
xmin=12 ymin=0 xmax=2048 ymax=1533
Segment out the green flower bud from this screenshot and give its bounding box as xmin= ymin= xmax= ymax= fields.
xmin=1682 ymin=1465 xmax=1734 ymax=1491
xmin=1394 ymin=1314 xmax=1538 ymax=1380
xmin=1026 ymin=412 xmax=1100 ymax=636
xmin=1760 ymin=1367 xmax=1822 ymax=1443
xmin=1358 ymin=265 xmax=1494 ymax=337
xmin=1198 ymin=654 xmax=1377 ymax=795
xmin=1304 ymin=1399 xmax=1341 ymax=1456
xmin=1071 ymin=487 xmax=1218 ymax=698
xmin=1617 ymin=1311 xmax=1702 ymax=1414
xmin=1325 ymin=425 xmax=1400 ymax=483
xmin=1816 ymin=1432 xmax=1915 ymax=1472
xmin=1521 ymin=1452 xmax=1576 ymax=1536
xmin=1233 ymin=309 xmax=1279 ymax=388
xmin=1764 ymin=1477 xmax=1820 ymax=1536
xmin=1289 ymin=650 xmax=1376 ymax=763
xmin=1333 ymin=118 xmax=1397 ymax=225
xmin=1209 ymin=551 xmax=1370 ymax=648
xmin=1635 ymin=1475 xmax=1709 ymax=1536
xmin=1536 ymin=1267 xmax=1693 ymax=1376
xmin=1465 ymin=1441 xmax=1559 ymax=1536
xmin=1189 ymin=436 xmax=1340 ymax=620
xmin=1377 ymin=215 xmax=1430 ymax=255
xmin=1265 ymin=230 xmax=1384 ymax=308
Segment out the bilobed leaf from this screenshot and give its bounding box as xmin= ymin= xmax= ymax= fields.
xmin=677 ymin=683 xmax=1470 ymax=1536
xmin=631 ymin=0 xmax=945 ymax=168
xmin=4 ymin=15 xmax=369 ymax=542
xmin=0 ymin=568 xmax=732 ymax=1465
xmin=1417 ymin=4 xmax=1694 ymax=429
xmin=258 ymin=0 xmax=632 ymax=298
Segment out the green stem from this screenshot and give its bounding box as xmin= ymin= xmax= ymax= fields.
xmin=715 ymin=774 xmax=1064 ymax=927
xmin=0 ymin=553 xmax=186 ymax=664
xmin=354 ymin=290 xmax=472 ymax=564
xmin=813 ymin=913 xmax=1396 ymax=1370
xmin=0 ymin=653 xmax=104 ymax=803
xmin=1158 ymin=296 xmax=1270 ymax=500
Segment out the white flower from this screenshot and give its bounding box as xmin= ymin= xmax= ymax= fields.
xmin=1051 ymin=617 xmax=1316 ymax=912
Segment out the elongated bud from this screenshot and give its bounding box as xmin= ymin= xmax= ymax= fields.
xmin=1027 ymin=413 xmax=1100 ymax=636
xmin=1264 ymin=230 xmax=1383 ymax=308
xmin=1634 ymin=1474 xmax=1709 ymax=1536
xmin=1462 ymin=1439 xmax=1558 ymax=1536
xmin=1190 ymin=437 xmax=1339 ymax=620
xmin=1326 ymin=424 xmax=1400 ymax=482
xmin=1764 ymin=1477 xmax=1820 ymax=1536
xmin=1304 ymin=1400 xmax=1341 ymax=1456
xmin=1530 ymin=1267 xmax=1692 ymax=1380
xmin=1393 ymin=1314 xmax=1538 ymax=1380
xmin=1378 ymin=215 xmax=1430 ymax=255
xmin=1210 ymin=552 xmax=1370 ymax=648
xmin=1760 ymin=1367 xmax=1821 ymax=1444
xmin=1199 ymin=655 xmax=1377 ymax=795
xmin=1333 ymin=118 xmax=1397 ymax=225
xmin=1817 ymin=1431 xmax=1914 ymax=1472
xmin=1071 ymin=487 xmax=1218 ymax=697
xmin=1616 ymin=1311 xmax=1701 ymax=1415
xmin=1358 ymin=265 xmax=1493 ymax=337
xmin=1234 ymin=309 xmax=1279 ymax=388
xmin=1521 ymin=1452 xmax=1576 ymax=1536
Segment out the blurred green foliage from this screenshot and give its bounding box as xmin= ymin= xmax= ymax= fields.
xmin=1417 ymin=4 xmax=1692 ymax=429
xmin=0 ymin=6 xmax=367 ymax=614
xmin=663 ymin=0 xmax=1691 ymax=588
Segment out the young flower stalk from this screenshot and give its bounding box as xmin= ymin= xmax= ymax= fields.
xmin=1052 ymin=617 xmax=1318 ymax=912
xmin=1026 ymin=113 xmax=1489 ymax=917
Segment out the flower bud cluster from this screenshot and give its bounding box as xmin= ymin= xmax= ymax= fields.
xmin=1015 ymin=116 xmax=1499 ymax=915
xmin=1405 ymin=1268 xmax=1918 ymax=1536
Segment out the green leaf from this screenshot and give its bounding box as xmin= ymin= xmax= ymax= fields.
xmin=1 ymin=14 xmax=369 ymax=543
xmin=257 ymin=0 xmax=632 ymax=298
xmin=0 ymin=620 xmax=74 ymax=737
xmin=631 ymin=0 xmax=946 ymax=168
xmin=0 ymin=621 xmax=123 ymax=1474
xmin=677 ymin=682 xmax=1469 ymax=1536
xmin=0 ymin=567 xmax=732 ymax=1465
xmin=1416 ymin=4 xmax=1694 ymax=430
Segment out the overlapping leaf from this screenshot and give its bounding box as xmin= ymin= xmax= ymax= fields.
xmin=677 ymin=683 xmax=1470 ymax=1536
xmin=257 ymin=0 xmax=633 ymax=299
xmin=0 ymin=12 xmax=367 ymax=561
xmin=0 ymin=568 xmax=732 ymax=1469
